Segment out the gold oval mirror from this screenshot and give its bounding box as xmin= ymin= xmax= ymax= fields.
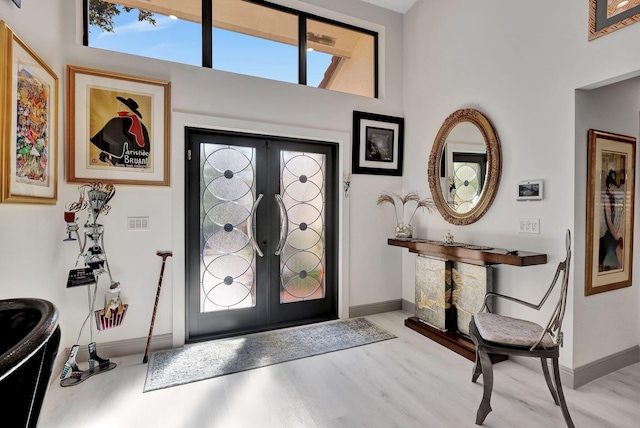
xmin=428 ymin=109 xmax=502 ymax=225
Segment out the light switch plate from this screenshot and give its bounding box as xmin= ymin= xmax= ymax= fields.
xmin=519 ymin=218 xmax=540 ymax=234
xmin=128 ymin=216 xmax=149 ymax=231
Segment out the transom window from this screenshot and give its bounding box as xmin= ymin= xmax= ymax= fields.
xmin=85 ymin=0 xmax=378 ymax=98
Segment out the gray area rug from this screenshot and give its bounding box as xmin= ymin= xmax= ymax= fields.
xmin=144 ymin=317 xmax=395 ymax=392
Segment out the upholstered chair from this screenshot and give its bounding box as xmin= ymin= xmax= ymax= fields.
xmin=469 ymin=229 xmax=574 ymax=427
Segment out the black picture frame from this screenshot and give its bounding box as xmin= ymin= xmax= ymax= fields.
xmin=352 ymin=111 xmax=404 ymax=176
xmin=589 ymin=0 xmax=640 ymax=40
xmin=517 ymin=180 xmax=543 ymax=201
xmin=12 ymin=0 xmax=21 ymax=8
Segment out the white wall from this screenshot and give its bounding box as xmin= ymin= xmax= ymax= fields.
xmin=0 ymin=0 xmax=405 ymax=351
xmin=6 ymin=0 xmax=638 ymax=373
xmin=403 ymin=0 xmax=640 ymax=369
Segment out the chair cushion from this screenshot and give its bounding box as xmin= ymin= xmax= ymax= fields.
xmin=474 ymin=312 xmax=556 ymax=349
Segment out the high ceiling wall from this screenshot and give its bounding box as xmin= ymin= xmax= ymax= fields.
xmin=0 ymin=0 xmax=404 ymax=355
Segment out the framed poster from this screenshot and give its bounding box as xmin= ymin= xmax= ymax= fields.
xmin=0 ymin=20 xmax=58 ymax=204
xmin=589 ymin=0 xmax=640 ymax=40
xmin=585 ymin=129 xmax=635 ymax=296
xmin=352 ymin=110 xmax=404 ymax=176
xmin=67 ymin=65 xmax=170 ymax=186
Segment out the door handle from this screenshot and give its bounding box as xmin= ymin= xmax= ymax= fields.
xmin=275 ymin=194 xmax=288 ymax=256
xmin=247 ymin=193 xmax=264 ymax=257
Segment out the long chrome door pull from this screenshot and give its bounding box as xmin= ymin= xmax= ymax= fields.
xmin=247 ymin=193 xmax=264 ymax=257
xmin=275 ymin=194 xmax=288 ymax=256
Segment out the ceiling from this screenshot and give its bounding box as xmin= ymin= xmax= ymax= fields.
xmin=358 ymin=0 xmax=417 ymax=14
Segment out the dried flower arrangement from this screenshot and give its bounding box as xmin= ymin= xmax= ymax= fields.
xmin=376 ymin=191 xmax=435 ymax=238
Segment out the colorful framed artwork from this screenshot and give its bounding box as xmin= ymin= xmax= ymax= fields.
xmin=0 ymin=20 xmax=58 ymax=204
xmin=589 ymin=0 xmax=640 ymax=40
xmin=585 ymin=129 xmax=635 ymax=296
xmin=67 ymin=65 xmax=170 ymax=186
xmin=352 ymin=111 xmax=404 ymax=176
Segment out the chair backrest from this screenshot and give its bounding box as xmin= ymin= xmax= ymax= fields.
xmin=531 ymin=229 xmax=571 ymax=350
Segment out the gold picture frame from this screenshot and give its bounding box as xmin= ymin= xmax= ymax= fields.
xmin=585 ymin=129 xmax=635 ymax=296
xmin=0 ymin=20 xmax=58 ymax=204
xmin=67 ymin=65 xmax=170 ymax=186
xmin=589 ymin=0 xmax=640 ymax=40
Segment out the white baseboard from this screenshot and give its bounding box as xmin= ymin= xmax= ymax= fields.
xmin=349 ymin=299 xmax=403 ymax=317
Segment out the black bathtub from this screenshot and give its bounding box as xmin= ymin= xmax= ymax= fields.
xmin=0 ymin=298 xmax=60 ymax=428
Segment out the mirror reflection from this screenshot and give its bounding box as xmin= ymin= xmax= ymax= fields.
xmin=439 ymin=122 xmax=487 ymax=214
xmin=428 ymin=109 xmax=501 ymax=225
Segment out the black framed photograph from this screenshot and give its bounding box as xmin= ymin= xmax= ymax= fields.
xmin=352 ymin=111 xmax=404 ymax=176
xmin=589 ymin=0 xmax=640 ymax=40
xmin=517 ymin=180 xmax=543 ymax=201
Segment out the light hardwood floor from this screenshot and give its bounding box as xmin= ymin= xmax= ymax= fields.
xmin=38 ymin=311 xmax=640 ymax=427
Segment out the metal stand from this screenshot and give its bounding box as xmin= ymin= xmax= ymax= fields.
xmin=60 ymin=184 xmax=120 ymax=387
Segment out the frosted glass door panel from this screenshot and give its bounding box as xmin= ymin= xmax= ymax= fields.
xmin=279 ymin=151 xmax=326 ymax=304
xmin=200 ymin=144 xmax=257 ymax=313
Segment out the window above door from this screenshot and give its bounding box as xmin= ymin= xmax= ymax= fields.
xmin=85 ymin=0 xmax=378 ymax=98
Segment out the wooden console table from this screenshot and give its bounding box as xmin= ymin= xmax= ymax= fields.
xmin=388 ymin=238 xmax=547 ymax=267
xmin=389 ymin=238 xmax=547 ymax=362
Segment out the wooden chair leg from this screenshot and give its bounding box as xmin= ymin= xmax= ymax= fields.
xmin=472 ymin=349 xmax=482 ymax=383
xmin=540 ymin=357 xmax=560 ymax=405
xmin=475 ymin=350 xmax=494 ymax=425
xmin=552 ymin=358 xmax=575 ymax=428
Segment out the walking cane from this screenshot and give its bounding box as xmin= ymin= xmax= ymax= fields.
xmin=143 ymin=251 xmax=172 ymax=363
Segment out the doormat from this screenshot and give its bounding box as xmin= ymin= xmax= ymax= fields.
xmin=144 ymin=318 xmax=395 ymax=392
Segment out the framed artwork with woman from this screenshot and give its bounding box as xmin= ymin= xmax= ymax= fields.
xmin=585 ymin=130 xmax=636 ymax=296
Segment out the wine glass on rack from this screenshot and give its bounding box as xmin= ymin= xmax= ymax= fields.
xmin=63 ymin=211 xmax=78 ymax=242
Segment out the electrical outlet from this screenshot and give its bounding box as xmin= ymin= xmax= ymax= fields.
xmin=519 ymin=218 xmax=540 ymax=234
xmin=128 ymin=216 xmax=149 ymax=231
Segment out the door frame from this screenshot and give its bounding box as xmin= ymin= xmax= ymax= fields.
xmin=185 ymin=130 xmax=339 ymax=341
xmin=171 ymin=112 xmax=351 ymax=348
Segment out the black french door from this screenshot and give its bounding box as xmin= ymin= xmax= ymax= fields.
xmin=185 ymin=128 xmax=338 ymax=342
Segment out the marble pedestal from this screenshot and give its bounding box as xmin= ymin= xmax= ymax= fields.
xmin=415 ymin=255 xmax=492 ymax=337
